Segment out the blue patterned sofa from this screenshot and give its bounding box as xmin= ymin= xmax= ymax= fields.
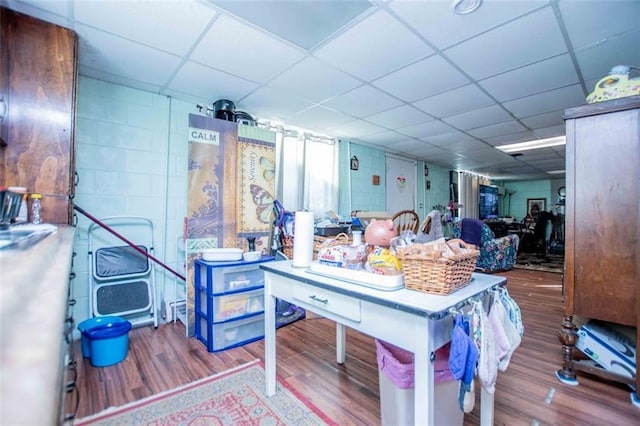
xmin=452 ymin=219 xmax=520 ymax=272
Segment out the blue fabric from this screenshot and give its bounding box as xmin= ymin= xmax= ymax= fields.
xmin=453 ymin=221 xmax=520 ymax=272
xmin=460 ymin=218 xmax=484 ymax=246
xmin=448 ymin=314 xmax=478 ymax=385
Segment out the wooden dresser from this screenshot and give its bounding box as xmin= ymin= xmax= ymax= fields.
xmin=557 ymin=95 xmax=639 ymax=402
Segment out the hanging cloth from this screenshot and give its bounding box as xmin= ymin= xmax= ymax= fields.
xmin=471 ymin=300 xmax=498 ymax=395
xmin=499 ymin=286 xmax=524 ymax=337
xmin=448 ymin=313 xmax=478 ymax=413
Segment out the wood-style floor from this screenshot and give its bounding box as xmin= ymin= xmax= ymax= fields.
xmin=70 ymin=268 xmax=640 ymax=425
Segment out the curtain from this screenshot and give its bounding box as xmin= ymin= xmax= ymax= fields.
xmin=458 ymin=172 xmax=490 ymax=219
xmin=273 ymin=128 xmax=339 ymax=216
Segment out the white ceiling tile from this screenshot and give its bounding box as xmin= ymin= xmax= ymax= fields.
xmin=76 ymin=24 xmax=182 ymax=86
xmin=190 ymin=15 xmax=305 ymax=83
xmin=267 ymin=57 xmax=361 ymax=103
xmin=290 ymin=105 xmax=355 ymax=130
xmin=327 ymin=119 xmax=388 ymax=139
xmin=479 ymin=54 xmax=579 ymax=102
xmin=392 ymin=139 xmax=434 ymax=153
xmin=456 ymin=147 xmax=515 ymax=165
xmin=483 ymin=130 xmax=539 ymax=146
xmin=209 ymin=0 xmax=374 ymax=50
xmin=396 ymin=120 xmax=457 ymax=139
xmin=420 ymin=132 xmax=476 ymax=147
xmin=365 ymin=105 xmax=432 ymax=129
xmin=236 ymin=87 xmax=314 ymax=121
xmin=442 ymin=104 xmax=513 ymax=130
xmin=372 ymin=55 xmax=470 ymax=102
xmin=411 ymin=145 xmax=449 ymax=159
xmin=413 ymin=84 xmax=494 ymax=118
xmin=467 ymin=120 xmax=528 ymax=139
xmin=363 ymin=131 xmax=409 ymax=145
xmin=445 ymin=7 xmax=567 ymax=80
xmin=74 ymin=0 xmax=216 ymax=55
xmin=168 ymin=61 xmax=258 ymax=102
xmin=390 ymin=0 xmax=548 ymax=50
xmin=533 ymin=124 xmax=565 ymax=139
xmin=322 ymin=85 xmax=404 ymax=118
xmin=79 ymin=65 xmax=163 ymax=95
xmin=439 ymin=139 xmax=489 ymax=154
xmin=559 ymin=0 xmax=640 ymax=49
xmin=315 ymin=9 xmax=433 ymax=80
xmin=4 ymin=0 xmax=71 ymax=27
xmin=519 ymin=110 xmax=565 ymax=129
xmin=575 ymin=31 xmax=640 ymax=81
xmin=503 ymin=84 xmax=585 ymax=118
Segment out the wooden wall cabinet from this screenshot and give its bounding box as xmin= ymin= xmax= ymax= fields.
xmin=0 ymin=7 xmax=78 ymax=224
xmin=558 ymin=95 xmax=639 ymax=402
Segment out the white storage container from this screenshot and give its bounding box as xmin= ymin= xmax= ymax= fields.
xmin=198 ymin=313 xmax=265 ymax=352
xmin=209 ymin=288 xmax=264 ymax=322
xmin=197 ymin=263 xmax=266 ymax=293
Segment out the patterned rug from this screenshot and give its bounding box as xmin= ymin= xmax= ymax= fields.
xmin=74 ymin=360 xmax=335 ymax=426
xmin=513 ymin=252 xmax=564 ymax=273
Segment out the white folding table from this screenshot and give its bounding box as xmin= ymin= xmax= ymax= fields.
xmin=262 ymin=260 xmax=505 ymax=426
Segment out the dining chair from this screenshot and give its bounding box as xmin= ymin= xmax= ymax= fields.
xmin=391 ymin=209 xmax=420 ymax=235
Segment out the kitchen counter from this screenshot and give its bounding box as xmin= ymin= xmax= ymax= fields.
xmin=0 ymin=225 xmax=75 ymax=425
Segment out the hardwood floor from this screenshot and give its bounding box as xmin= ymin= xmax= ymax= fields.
xmin=71 ymin=268 xmax=639 ymax=425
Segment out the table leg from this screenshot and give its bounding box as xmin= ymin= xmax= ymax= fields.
xmin=480 ymin=385 xmax=495 ymax=425
xmin=414 ymin=322 xmax=435 ymax=425
xmin=336 ymin=323 xmax=346 ymax=364
xmin=264 ymin=280 xmax=276 ymax=396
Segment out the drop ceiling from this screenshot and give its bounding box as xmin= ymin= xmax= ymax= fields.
xmin=3 ymin=0 xmax=639 ymax=181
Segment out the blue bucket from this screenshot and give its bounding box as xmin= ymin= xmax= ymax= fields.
xmin=77 ymin=316 xmax=132 ymax=367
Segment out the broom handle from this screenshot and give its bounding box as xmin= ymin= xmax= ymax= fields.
xmin=73 ymin=205 xmax=185 ymax=281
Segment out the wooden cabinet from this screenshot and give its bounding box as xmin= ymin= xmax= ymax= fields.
xmin=558 ymin=95 xmax=639 ymax=402
xmin=0 ymin=7 xmax=77 ymax=224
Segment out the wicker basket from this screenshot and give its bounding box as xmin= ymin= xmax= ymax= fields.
xmin=396 ymin=248 xmax=479 ymax=295
xmin=281 ymin=233 xmax=350 ymax=260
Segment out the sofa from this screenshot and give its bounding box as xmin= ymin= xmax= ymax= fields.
xmin=452 ymin=218 xmax=520 ymax=272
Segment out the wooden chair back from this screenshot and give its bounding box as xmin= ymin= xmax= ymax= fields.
xmin=391 ymin=209 xmax=420 ymax=235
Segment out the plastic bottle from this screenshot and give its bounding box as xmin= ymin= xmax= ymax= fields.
xmin=30 ymin=193 xmax=42 ymax=224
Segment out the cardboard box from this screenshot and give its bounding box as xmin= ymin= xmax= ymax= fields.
xmin=576 ymin=319 xmax=637 ymax=379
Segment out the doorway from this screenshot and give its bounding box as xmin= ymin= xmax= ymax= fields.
xmin=385 ymin=155 xmax=417 ymax=214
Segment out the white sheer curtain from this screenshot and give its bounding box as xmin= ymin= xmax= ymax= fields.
xmin=273 ymin=129 xmax=339 ymax=216
xmin=458 ymin=172 xmax=490 ymax=219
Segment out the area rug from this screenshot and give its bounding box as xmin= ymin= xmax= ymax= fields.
xmin=513 ymin=252 xmax=564 ymax=273
xmin=74 ymin=359 xmax=335 ymax=426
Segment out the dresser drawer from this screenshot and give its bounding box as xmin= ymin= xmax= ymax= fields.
xmin=202 ymin=288 xmax=264 ymax=322
xmin=197 ymin=262 xmax=266 ymax=293
xmin=197 ymin=313 xmax=264 ymax=352
xmin=292 ymin=284 xmax=361 ymax=322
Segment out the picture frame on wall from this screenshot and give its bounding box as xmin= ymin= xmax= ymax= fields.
xmin=527 ymin=198 xmax=546 ymax=213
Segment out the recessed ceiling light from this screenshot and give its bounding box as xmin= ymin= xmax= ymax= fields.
xmin=453 ymin=0 xmax=483 ymax=15
xmin=496 ymin=136 xmax=566 ymax=153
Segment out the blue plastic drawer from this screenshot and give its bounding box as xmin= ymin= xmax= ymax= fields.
xmin=196 ymin=313 xmax=264 ymax=352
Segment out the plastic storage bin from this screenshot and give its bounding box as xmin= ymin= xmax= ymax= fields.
xmin=77 ymin=316 xmax=132 ymax=367
xmin=375 ymin=339 xmax=462 ymax=426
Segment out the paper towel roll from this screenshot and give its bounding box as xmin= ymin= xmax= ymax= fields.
xmin=292 ymin=211 xmax=314 ymax=268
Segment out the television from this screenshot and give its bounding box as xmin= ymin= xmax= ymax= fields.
xmin=479 ymin=185 xmax=499 ymax=220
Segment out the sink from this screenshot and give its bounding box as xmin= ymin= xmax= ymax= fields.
xmin=0 ymin=223 xmax=58 ymax=250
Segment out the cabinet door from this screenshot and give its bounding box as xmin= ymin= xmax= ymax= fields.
xmin=565 ymin=106 xmax=639 ymax=326
xmin=1 ymin=7 xmax=77 ymax=224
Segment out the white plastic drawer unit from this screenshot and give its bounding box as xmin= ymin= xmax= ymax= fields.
xmin=292 ymin=283 xmax=361 ymax=322
xmin=198 ymin=288 xmax=264 ymax=322
xmin=198 ymin=313 xmax=265 ymax=352
xmin=197 ymin=263 xmax=266 ymax=293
